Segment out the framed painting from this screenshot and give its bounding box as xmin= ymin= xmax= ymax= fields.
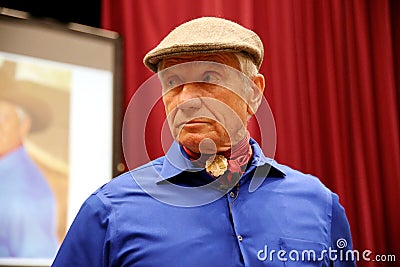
xmin=0 ymin=9 xmax=123 ymax=266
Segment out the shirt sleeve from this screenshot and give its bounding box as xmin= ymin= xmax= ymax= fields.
xmin=52 ymin=194 xmax=112 ymax=267
xmin=15 ymin=197 xmax=58 ymax=258
xmin=330 ymin=193 xmax=356 ymax=267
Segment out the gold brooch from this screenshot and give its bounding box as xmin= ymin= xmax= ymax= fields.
xmin=205 ymin=155 xmax=228 ymax=177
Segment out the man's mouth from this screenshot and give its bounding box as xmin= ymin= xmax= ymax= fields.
xmin=178 ymin=119 xmax=211 ymax=128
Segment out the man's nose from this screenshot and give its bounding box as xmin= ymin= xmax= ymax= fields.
xmin=177 ymin=83 xmax=202 ymax=111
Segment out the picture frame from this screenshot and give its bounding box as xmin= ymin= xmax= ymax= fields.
xmin=0 ymin=9 xmax=123 ymax=266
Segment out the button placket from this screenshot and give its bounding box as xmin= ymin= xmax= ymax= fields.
xmin=228 ymin=183 xmax=239 ymax=202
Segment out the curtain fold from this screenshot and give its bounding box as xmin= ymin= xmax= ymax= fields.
xmin=102 ymin=0 xmax=400 ymax=265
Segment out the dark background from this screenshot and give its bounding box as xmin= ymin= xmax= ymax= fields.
xmin=0 ymin=0 xmax=101 ymax=27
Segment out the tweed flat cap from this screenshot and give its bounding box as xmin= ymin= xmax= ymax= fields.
xmin=143 ymin=17 xmax=264 ymax=72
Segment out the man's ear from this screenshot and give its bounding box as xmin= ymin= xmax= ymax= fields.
xmin=19 ymin=116 xmax=31 ymax=139
xmin=246 ymin=73 xmax=265 ymax=117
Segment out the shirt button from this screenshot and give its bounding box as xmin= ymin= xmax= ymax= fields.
xmin=229 ymin=192 xmax=235 ymax=198
xmin=238 ymin=235 xmax=243 ymax=242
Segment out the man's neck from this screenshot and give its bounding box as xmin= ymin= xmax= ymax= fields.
xmin=183 ymin=132 xmax=251 ymax=160
xmin=0 ymin=144 xmax=23 ymax=159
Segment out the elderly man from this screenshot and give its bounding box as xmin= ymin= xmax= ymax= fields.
xmin=52 ymin=17 xmax=355 ymax=266
xmin=0 ymin=101 xmax=58 ymax=258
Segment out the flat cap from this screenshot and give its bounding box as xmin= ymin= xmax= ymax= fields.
xmin=143 ymin=17 xmax=264 ymax=73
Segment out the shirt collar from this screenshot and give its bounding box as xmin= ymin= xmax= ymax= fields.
xmin=0 ymin=146 xmax=26 ymax=171
xmin=157 ymin=138 xmax=286 ymax=182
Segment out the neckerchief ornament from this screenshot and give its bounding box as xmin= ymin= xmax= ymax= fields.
xmin=205 ymin=155 xmax=228 ymax=177
xmin=183 ymin=132 xmax=252 ymax=185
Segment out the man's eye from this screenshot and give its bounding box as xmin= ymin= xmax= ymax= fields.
xmin=164 ymin=76 xmax=181 ymax=88
xmin=202 ymin=72 xmax=219 ymax=83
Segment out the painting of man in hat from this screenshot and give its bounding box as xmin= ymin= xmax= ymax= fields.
xmin=0 ymin=100 xmax=58 ymax=258
xmin=0 ymin=58 xmax=71 ymax=259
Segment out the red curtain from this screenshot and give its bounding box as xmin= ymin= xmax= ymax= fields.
xmin=102 ymin=0 xmax=400 ymax=265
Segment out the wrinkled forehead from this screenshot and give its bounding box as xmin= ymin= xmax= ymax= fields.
xmin=0 ymin=101 xmax=20 ymax=122
xmin=0 ymin=101 xmax=16 ymax=114
xmin=157 ymin=54 xmax=252 ymax=98
xmin=159 ymin=53 xmax=241 ymax=71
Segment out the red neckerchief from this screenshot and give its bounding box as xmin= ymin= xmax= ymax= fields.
xmin=183 ymin=132 xmax=252 ymax=185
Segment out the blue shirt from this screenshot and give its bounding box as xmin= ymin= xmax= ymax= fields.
xmin=52 ymin=139 xmax=355 ymax=266
xmin=0 ymin=147 xmax=58 ymax=258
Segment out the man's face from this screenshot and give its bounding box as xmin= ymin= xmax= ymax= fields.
xmin=160 ymin=54 xmax=259 ymax=153
xmin=0 ymin=101 xmax=24 ymax=157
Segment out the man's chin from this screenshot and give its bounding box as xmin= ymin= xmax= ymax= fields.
xmin=177 ymin=134 xmax=219 ymax=154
